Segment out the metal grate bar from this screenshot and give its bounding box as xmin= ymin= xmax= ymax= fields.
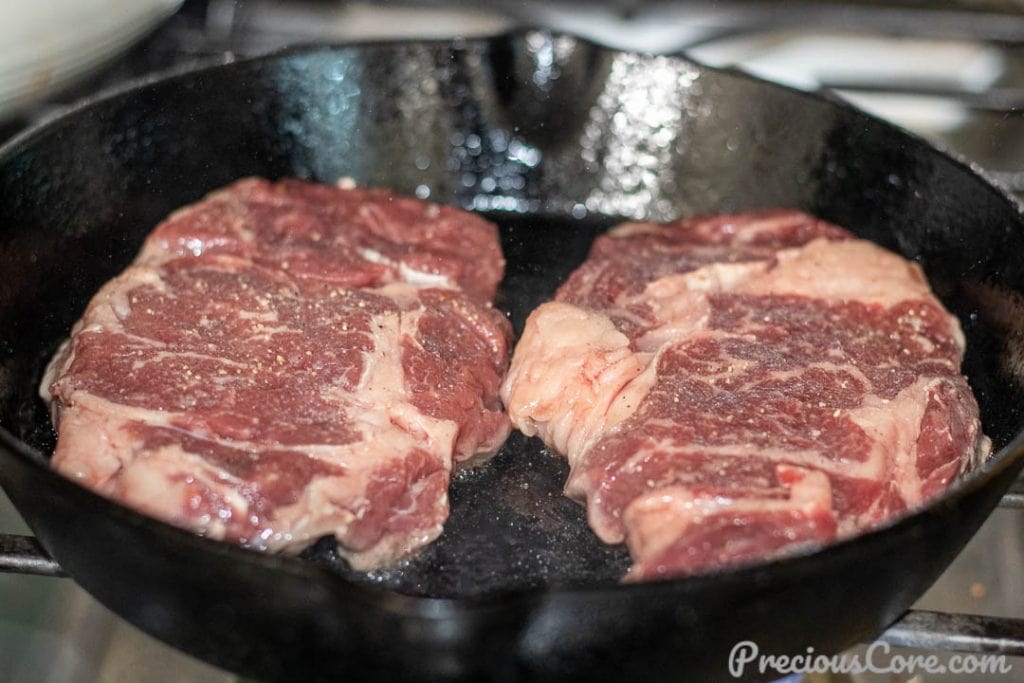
xmin=1000 ymin=492 xmax=1024 ymax=509
xmin=999 ymin=476 xmax=1024 ymax=509
xmin=881 ymin=610 xmax=1024 ymax=656
xmin=0 ymin=534 xmax=64 ymax=577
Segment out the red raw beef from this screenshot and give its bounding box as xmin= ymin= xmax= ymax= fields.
xmin=502 ymin=209 xmax=988 ymax=580
xmin=44 ymin=178 xmax=511 ymax=569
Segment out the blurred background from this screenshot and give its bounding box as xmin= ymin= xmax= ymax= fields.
xmin=7 ymin=0 xmax=1024 ymax=182
xmin=3 ymin=1 xmax=1024 ymax=681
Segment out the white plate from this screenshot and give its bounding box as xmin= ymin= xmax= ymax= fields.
xmin=0 ymin=0 xmax=183 ymax=122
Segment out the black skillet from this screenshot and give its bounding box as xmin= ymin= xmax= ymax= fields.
xmin=2 ymin=30 xmax=1024 ymax=682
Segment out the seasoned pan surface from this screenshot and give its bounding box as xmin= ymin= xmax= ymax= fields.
xmin=2 ymin=31 xmax=1024 ymax=681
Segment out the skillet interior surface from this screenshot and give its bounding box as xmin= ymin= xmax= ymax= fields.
xmin=2 ymin=31 xmax=1024 ymax=681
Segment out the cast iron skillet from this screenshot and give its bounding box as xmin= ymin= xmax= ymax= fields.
xmin=2 ymin=30 xmax=1024 ymax=682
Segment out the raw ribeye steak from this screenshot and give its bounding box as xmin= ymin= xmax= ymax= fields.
xmin=43 ymin=178 xmax=512 ymax=570
xmin=502 ymin=209 xmax=988 ymax=581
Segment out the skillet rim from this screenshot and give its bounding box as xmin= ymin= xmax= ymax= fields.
xmin=1 ymin=28 xmax=1024 ymax=615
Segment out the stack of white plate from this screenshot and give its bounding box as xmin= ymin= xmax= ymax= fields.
xmin=0 ymin=0 xmax=183 ymax=122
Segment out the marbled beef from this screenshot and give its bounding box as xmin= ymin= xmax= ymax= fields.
xmin=43 ymin=178 xmax=511 ymax=570
xmin=502 ymin=210 xmax=988 ymax=581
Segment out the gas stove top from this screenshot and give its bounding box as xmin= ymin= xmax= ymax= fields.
xmin=3 ymin=2 xmax=1024 ymax=681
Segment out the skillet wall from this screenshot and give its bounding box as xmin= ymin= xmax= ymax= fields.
xmin=2 ymin=33 xmax=1024 ymax=682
